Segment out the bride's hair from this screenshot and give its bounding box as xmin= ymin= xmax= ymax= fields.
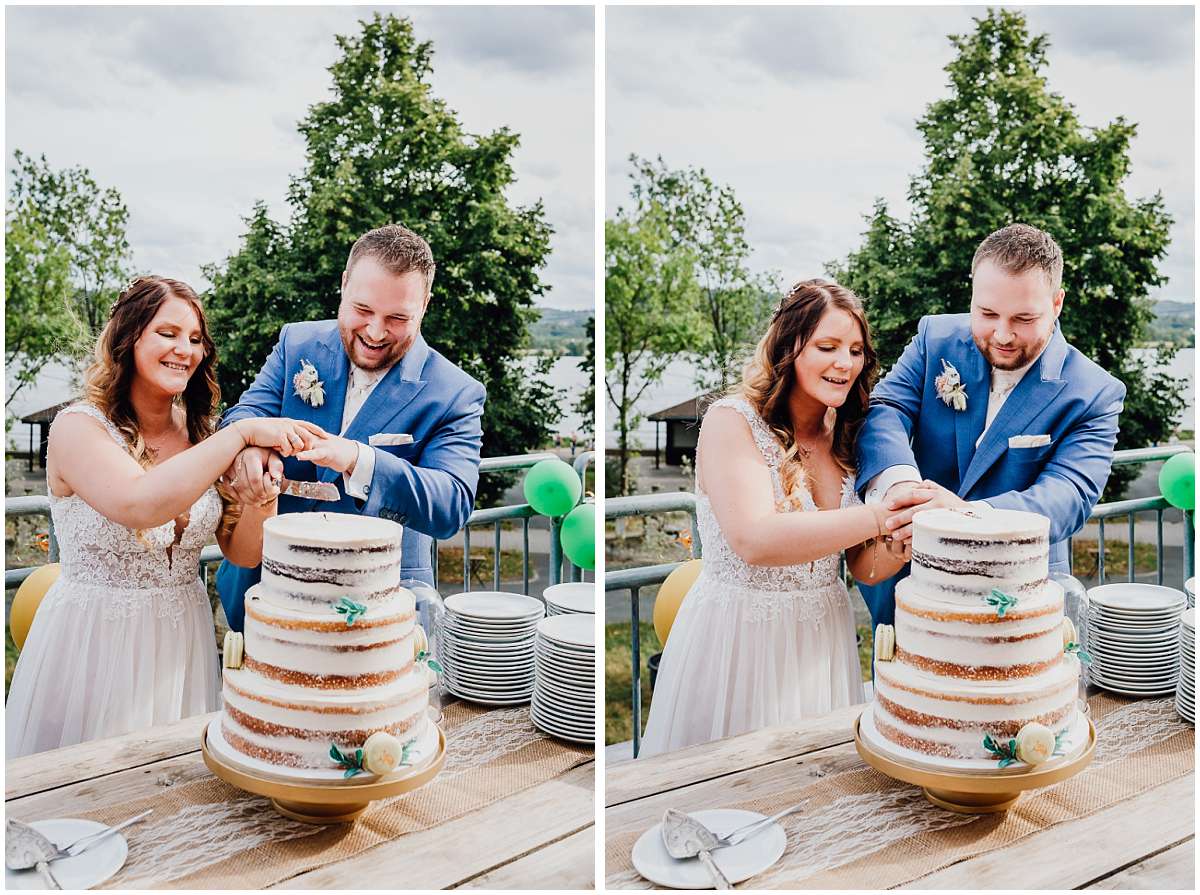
xmin=738 ymin=278 xmax=878 ymax=503
xmin=83 ymin=276 xmax=220 ymax=468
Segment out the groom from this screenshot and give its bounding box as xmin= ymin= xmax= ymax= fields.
xmin=216 ymin=223 xmax=486 ymax=632
xmin=855 ymin=223 xmax=1126 ymax=628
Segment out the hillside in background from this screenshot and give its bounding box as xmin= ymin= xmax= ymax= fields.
xmin=1148 ymin=300 xmax=1195 ymax=347
xmin=529 ymin=307 xmax=591 ymax=354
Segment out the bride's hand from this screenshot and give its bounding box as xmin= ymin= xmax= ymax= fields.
xmin=234 ymin=418 xmax=327 ymax=457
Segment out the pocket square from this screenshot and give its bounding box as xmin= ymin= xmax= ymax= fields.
xmin=368 ymin=433 xmax=415 ymax=447
xmin=1009 ymin=434 xmax=1052 ymax=448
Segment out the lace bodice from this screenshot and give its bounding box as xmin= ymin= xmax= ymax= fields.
xmin=694 ymin=397 xmax=860 ymax=612
xmin=45 ymin=404 xmax=223 ymax=622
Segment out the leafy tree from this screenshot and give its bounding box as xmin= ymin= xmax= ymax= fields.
xmin=605 ymin=207 xmax=700 ymax=495
xmin=204 ymin=14 xmax=559 ymax=505
xmin=829 ymin=9 xmax=1184 ymax=498
xmin=628 ymin=156 xmax=776 ymax=391
xmin=4 ymin=151 xmax=132 ymax=405
xmin=574 ymin=315 xmax=596 ymax=438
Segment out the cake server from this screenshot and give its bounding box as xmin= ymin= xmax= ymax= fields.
xmin=5 ymin=819 xmax=62 ymax=889
xmin=661 ymin=809 xmax=731 ymax=889
xmin=278 ymin=477 xmax=340 ymax=502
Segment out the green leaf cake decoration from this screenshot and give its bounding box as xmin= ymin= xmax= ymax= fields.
xmin=416 ymin=649 xmax=443 ymax=675
xmin=982 ymin=733 xmax=1020 ymax=768
xmin=985 ymin=588 xmax=1018 ymax=618
xmin=1064 ymin=641 xmax=1092 ymax=665
xmin=334 ymin=597 xmax=368 ymax=626
xmin=329 ymin=742 xmax=367 ymax=778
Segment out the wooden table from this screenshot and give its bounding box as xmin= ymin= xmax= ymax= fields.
xmin=606 ymin=702 xmax=1195 ymax=889
xmin=7 ymin=709 xmax=596 ymax=890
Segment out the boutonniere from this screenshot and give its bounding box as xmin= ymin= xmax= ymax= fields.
xmin=293 ymin=359 xmax=325 ymax=407
xmin=935 ymin=358 xmax=968 ymax=411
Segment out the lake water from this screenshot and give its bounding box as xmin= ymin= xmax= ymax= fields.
xmin=5 ymin=354 xmax=593 ymax=450
xmin=605 ymin=348 xmax=1196 ymax=448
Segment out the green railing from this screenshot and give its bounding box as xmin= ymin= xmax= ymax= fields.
xmin=606 ymin=444 xmax=1195 ymax=758
xmin=4 ymin=451 xmax=595 ymax=594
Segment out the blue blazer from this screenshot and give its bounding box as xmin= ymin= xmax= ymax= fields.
xmin=854 ymin=314 xmax=1125 ymax=627
xmin=216 ymin=320 xmax=485 ymax=631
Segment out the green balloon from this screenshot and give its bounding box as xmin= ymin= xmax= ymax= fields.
xmin=560 ymin=503 xmax=595 ymax=570
xmin=1159 ymin=452 xmax=1195 ymax=510
xmin=523 ymin=458 xmax=582 ymax=517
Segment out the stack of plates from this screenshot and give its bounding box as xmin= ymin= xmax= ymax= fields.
xmin=441 ymin=591 xmax=544 ymax=705
xmin=531 ymin=614 xmax=595 ymax=744
xmin=543 ymin=582 xmax=596 ymax=617
xmin=1185 ymin=577 xmax=1195 ymax=609
xmin=1178 ymin=609 xmax=1195 ymax=724
xmin=1087 ymin=584 xmax=1187 ymax=697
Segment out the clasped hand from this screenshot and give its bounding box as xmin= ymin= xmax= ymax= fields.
xmin=223 ymin=419 xmax=359 ymax=507
xmin=882 ymin=479 xmax=970 ymax=544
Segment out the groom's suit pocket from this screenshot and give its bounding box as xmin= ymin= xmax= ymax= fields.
xmin=1007 ymin=437 xmax=1054 ymax=466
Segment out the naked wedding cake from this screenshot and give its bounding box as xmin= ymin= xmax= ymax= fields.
xmin=871 ymin=507 xmax=1081 ymax=764
xmin=220 ymin=513 xmax=429 ymax=771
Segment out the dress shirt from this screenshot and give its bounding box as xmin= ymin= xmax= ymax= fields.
xmin=339 ymin=362 xmax=392 ymax=499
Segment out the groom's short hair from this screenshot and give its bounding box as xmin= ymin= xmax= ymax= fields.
xmin=971 ymin=224 xmax=1063 ymax=293
xmin=346 ymin=224 xmax=437 ymax=296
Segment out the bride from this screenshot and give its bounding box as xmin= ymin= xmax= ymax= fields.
xmin=639 ymin=279 xmax=909 ymax=757
xmin=6 ymin=276 xmax=325 ymax=757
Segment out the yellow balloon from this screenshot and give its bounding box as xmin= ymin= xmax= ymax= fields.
xmin=653 ymin=559 xmax=703 ymax=646
xmin=10 ymin=563 xmax=60 ymax=651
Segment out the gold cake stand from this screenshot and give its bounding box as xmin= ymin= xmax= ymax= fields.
xmin=201 ymin=723 xmax=446 ymax=824
xmin=854 ymin=712 xmax=1096 ymax=814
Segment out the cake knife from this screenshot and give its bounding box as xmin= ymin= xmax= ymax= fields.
xmin=661 ymin=809 xmax=732 ymax=889
xmin=277 ymin=477 xmax=340 ymax=502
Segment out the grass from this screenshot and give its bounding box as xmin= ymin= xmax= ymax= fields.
xmin=434 ymin=546 xmax=529 ymax=587
xmin=604 ymin=620 xmax=876 ymax=747
xmin=1070 ymin=539 xmax=1158 ymax=579
xmin=5 ymin=628 xmax=18 ymax=694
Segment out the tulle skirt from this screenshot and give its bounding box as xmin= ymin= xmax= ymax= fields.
xmin=639 ymin=572 xmax=865 ymax=758
xmin=6 ymin=576 xmax=221 ymax=758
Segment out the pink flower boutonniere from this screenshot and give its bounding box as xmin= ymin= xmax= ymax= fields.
xmin=935 ymin=358 xmax=968 ymax=411
xmin=293 ymin=359 xmax=326 ymax=407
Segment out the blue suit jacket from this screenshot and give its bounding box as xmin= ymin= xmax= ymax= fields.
xmin=854 ymin=314 xmax=1125 ymax=627
xmin=216 ymin=321 xmax=485 ymax=631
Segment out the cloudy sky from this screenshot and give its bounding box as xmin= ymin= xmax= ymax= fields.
xmin=607 ymin=5 xmax=1195 ymax=303
xmin=6 ymin=5 xmax=595 ymax=310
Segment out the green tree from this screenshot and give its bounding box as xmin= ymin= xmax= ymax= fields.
xmin=4 ymin=151 xmax=132 ymax=405
xmin=628 ymin=155 xmax=776 ymax=392
xmin=204 ymin=14 xmax=559 ymax=505
xmin=829 ymin=9 xmax=1184 ymax=498
xmin=574 ymin=315 xmax=596 ymax=439
xmin=605 ymin=207 xmax=700 ymax=495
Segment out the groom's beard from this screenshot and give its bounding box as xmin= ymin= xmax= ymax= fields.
xmin=340 ymin=329 xmax=414 ymax=371
xmin=972 ymin=331 xmax=1049 ymax=371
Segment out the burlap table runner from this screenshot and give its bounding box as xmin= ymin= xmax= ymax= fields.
xmin=607 ymin=694 xmax=1193 ymax=889
xmin=78 ymin=701 xmax=591 ymax=889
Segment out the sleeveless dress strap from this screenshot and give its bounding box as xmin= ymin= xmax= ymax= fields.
xmin=57 ymin=403 xmax=127 ymax=449
xmin=708 ymin=396 xmax=784 ymax=466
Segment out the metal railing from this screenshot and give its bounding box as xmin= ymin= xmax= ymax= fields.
xmin=5 ymin=451 xmax=596 ymax=595
xmin=606 ymin=445 xmax=1196 ymax=758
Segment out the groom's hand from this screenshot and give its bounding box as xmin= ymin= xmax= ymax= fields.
xmin=296 ymin=434 xmax=359 ymax=475
xmin=884 ymin=479 xmax=969 ymax=542
xmin=224 ymin=446 xmax=284 ymax=507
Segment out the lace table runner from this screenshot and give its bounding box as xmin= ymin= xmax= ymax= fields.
xmin=78 ymin=701 xmax=591 ymax=889
xmin=606 ymin=694 xmax=1194 ymax=889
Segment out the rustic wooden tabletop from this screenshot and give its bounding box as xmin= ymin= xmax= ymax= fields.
xmin=605 ymin=702 xmax=1194 ymax=889
xmin=6 ymin=710 xmax=596 ymax=890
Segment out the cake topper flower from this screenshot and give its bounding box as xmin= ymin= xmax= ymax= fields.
xmin=935 ymin=358 xmax=968 ymax=411
xmin=329 ymin=736 xmax=417 ymax=778
xmin=293 ymin=359 xmax=325 ymax=407
xmin=985 ymin=723 xmax=1069 ymax=768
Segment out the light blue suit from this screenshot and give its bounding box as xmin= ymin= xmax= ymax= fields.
xmin=854 ymin=314 xmax=1125 ymax=628
xmin=216 ymin=320 xmax=485 ymax=632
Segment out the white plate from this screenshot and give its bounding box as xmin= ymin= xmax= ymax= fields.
xmin=542 ymin=582 xmax=596 ymax=615
xmin=532 ymin=686 xmax=595 ymax=714
xmin=443 ymin=667 xmax=534 ymax=687
xmin=535 ymin=646 xmax=596 ymax=669
xmin=1088 ymin=583 xmax=1187 ymax=612
xmin=530 ymin=705 xmax=594 ymax=737
xmin=1091 ymin=678 xmax=1177 ymax=696
xmin=537 ymin=614 xmax=595 ymax=648
xmin=630 ymin=809 xmax=787 ymax=889
xmin=441 ymin=636 xmax=536 ymax=654
xmin=444 ymin=684 xmax=532 ymax=705
xmin=531 ymin=712 xmax=595 ymax=744
xmin=442 ymin=619 xmax=541 ymax=637
xmin=4 ymin=819 xmax=128 ymax=890
xmin=445 ymin=591 xmax=545 ymax=620
xmin=1182 ymin=607 xmax=1195 ymax=630
xmin=1088 ymin=627 xmax=1179 ymax=643
xmin=442 ymin=643 xmax=535 ymax=663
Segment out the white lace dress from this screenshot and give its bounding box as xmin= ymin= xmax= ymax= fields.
xmin=639 ymin=397 xmax=866 ymax=757
xmin=6 ymin=403 xmax=223 ymax=757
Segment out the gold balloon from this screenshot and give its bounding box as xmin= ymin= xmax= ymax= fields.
xmin=653 ymin=559 xmax=703 ymax=646
xmin=9 ymin=563 xmax=61 ymax=651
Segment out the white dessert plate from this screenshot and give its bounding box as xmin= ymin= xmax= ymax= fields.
xmin=441 ymin=652 xmax=536 ymax=672
xmin=442 ymin=618 xmax=541 ymax=636
xmin=530 ymin=706 xmax=594 ymax=739
xmin=1088 ymin=584 xmax=1187 ymax=612
xmin=536 ymin=614 xmax=595 ymax=648
xmin=536 ymin=641 xmax=595 ymax=664
xmin=445 ymin=687 xmax=532 ymax=706
xmin=1182 ymin=608 xmax=1195 ymax=630
xmin=445 ymin=591 xmax=545 ymax=620
xmin=531 ymin=694 xmax=594 ymax=722
xmin=530 ymin=712 xmax=595 ymax=745
xmin=542 ymin=582 xmax=596 ymax=614
xmin=441 ymin=641 xmax=536 ymax=661
xmin=443 ymin=670 xmax=535 ymax=690
xmin=534 ymin=676 xmax=595 ymax=703
xmin=532 ymin=686 xmax=594 ymax=713
xmin=1088 ymin=626 xmax=1179 ymax=642
xmin=441 ymin=634 xmax=537 ymax=653
xmin=630 ymin=809 xmax=787 ymax=889
xmin=1091 ymin=680 xmax=1177 ymax=697
xmin=4 ymin=819 xmax=128 ymax=890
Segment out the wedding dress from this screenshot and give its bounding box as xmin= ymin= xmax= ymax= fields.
xmin=639 ymin=397 xmax=866 ymax=757
xmin=6 ymin=403 xmax=222 ymax=757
